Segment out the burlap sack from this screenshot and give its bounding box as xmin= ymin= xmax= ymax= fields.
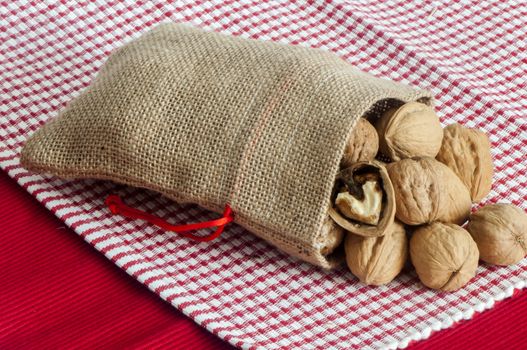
xmin=21 ymin=23 xmax=432 ymax=268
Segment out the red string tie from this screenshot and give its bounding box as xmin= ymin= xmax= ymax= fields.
xmin=105 ymin=195 xmax=234 ymax=242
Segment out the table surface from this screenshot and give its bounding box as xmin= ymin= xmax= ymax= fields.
xmin=1 ymin=170 xmax=525 ymax=349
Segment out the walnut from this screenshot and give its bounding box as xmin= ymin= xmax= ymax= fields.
xmin=317 ymin=214 xmax=345 ymax=256
xmin=387 ymin=157 xmax=471 ymax=226
xmin=335 ymin=177 xmax=382 ymax=225
xmin=341 ymin=118 xmax=379 ymax=168
xmin=329 ymin=161 xmax=395 ymax=237
xmin=410 ymin=222 xmax=479 ymax=291
xmin=375 ymin=102 xmax=443 ymax=161
xmin=466 ymin=203 xmax=527 ymax=266
xmin=436 ymin=123 xmax=494 ymax=202
xmin=345 ymin=220 xmax=407 ymax=285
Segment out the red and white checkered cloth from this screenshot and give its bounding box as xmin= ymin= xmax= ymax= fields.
xmin=1 ymin=1 xmax=526 ymax=349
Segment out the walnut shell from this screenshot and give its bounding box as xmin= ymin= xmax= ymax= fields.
xmin=410 ymin=222 xmax=479 ymax=291
xmin=466 ymin=204 xmax=527 ymax=266
xmin=317 ymin=214 xmax=345 ymax=257
xmin=341 ymin=118 xmax=379 ymax=168
xmin=375 ymin=102 xmax=443 ymax=161
xmin=436 ymin=123 xmax=494 ymax=202
xmin=345 ymin=220 xmax=407 ymax=285
xmin=387 ymin=157 xmax=471 ymax=226
xmin=329 ymin=161 xmax=395 ymax=237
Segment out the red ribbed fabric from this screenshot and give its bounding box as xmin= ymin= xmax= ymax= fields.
xmin=0 ymin=171 xmax=232 ymax=350
xmin=1 ymin=171 xmax=526 ymax=349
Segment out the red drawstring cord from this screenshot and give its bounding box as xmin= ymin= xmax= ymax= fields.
xmin=105 ymin=195 xmax=234 ymax=242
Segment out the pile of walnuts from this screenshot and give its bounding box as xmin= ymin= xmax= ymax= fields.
xmin=330 ymin=102 xmax=527 ymax=291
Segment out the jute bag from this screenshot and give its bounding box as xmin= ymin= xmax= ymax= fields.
xmin=21 ymin=23 xmax=432 ymax=268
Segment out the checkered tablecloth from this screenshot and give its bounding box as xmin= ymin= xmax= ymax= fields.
xmin=1 ymin=1 xmax=526 ymax=349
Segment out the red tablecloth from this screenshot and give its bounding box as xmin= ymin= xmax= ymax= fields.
xmin=1 ymin=170 xmax=526 ymax=349
xmin=0 ymin=171 xmax=231 ymax=350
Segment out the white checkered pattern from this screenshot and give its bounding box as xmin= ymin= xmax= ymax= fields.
xmin=1 ymin=1 xmax=526 ymax=349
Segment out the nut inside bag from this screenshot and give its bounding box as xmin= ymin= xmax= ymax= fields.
xmin=20 ymin=23 xmax=431 ymax=268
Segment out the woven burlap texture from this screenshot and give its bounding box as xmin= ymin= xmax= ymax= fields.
xmin=21 ymin=23 xmax=431 ymax=268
